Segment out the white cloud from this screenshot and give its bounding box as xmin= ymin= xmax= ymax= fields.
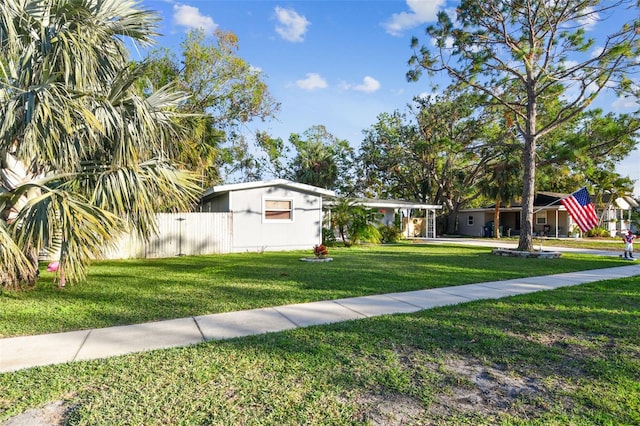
xmin=586 ymin=81 xmax=600 ymax=96
xmin=337 ymin=81 xmax=351 ymax=91
xmin=591 ymin=46 xmax=604 ymax=59
xmin=577 ymin=6 xmax=599 ymax=31
xmin=444 ymin=7 xmax=457 ymax=22
xmin=383 ymin=0 xmax=446 ymax=36
xmin=445 ymin=36 xmax=454 ymax=49
xmin=353 ymin=76 xmax=381 ymax=93
xmin=561 ymin=60 xmax=579 ymax=69
xmin=414 ymin=92 xmax=437 ymax=104
xmin=274 ymin=6 xmax=310 ymax=42
xmin=612 ymin=95 xmax=639 ymax=110
xmin=296 ymin=73 xmax=327 ymax=90
xmin=173 ymin=4 xmax=217 ymax=33
xmin=338 ymin=76 xmax=382 ymax=93
xmin=429 ymin=35 xmax=454 ymax=49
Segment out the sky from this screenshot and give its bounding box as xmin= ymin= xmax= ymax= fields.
xmin=135 ymin=0 xmax=640 ymax=195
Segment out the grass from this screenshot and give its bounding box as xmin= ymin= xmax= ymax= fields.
xmin=0 ymin=243 xmax=631 ymax=337
xmin=1 ymin=243 xmax=638 ymax=424
xmin=1 ymin=276 xmax=638 ymax=424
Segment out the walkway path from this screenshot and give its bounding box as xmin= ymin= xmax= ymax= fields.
xmin=3 ymin=260 xmax=640 ymax=373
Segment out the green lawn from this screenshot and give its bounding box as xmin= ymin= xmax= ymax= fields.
xmin=1 ymin=275 xmax=638 ymax=424
xmin=0 ymin=244 xmax=630 ymax=337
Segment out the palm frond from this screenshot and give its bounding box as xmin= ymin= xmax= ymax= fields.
xmin=0 ymin=219 xmax=32 ymax=285
xmin=10 ymin=182 xmax=124 ymax=283
xmin=90 ymin=160 xmax=199 ymax=238
xmin=1 ymin=0 xmax=199 ymax=288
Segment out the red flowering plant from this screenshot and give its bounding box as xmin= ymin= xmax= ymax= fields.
xmin=313 ymin=244 xmax=329 ymax=258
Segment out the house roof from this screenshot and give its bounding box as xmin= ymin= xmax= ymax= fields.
xmin=460 ymin=190 xmax=639 ymax=213
xmin=471 ymin=192 xmax=568 ymax=210
xmin=603 ymin=194 xmax=639 ymax=209
xmin=201 ymin=179 xmax=336 ymax=200
xmin=325 ymin=197 xmax=441 ymax=210
xmin=616 ymin=196 xmax=639 ymax=209
xmin=533 ymin=192 xmax=638 ymax=209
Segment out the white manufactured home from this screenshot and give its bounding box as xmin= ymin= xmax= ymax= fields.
xmin=200 ymin=179 xmax=336 ymax=253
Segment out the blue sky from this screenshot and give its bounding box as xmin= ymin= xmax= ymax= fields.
xmin=136 ymin=0 xmax=640 ymax=194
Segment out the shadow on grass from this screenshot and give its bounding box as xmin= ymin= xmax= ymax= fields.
xmin=1 ymin=245 xmax=633 ymax=337
xmin=210 ymin=278 xmax=640 ymax=423
xmin=2 ymin=279 xmax=639 ymax=424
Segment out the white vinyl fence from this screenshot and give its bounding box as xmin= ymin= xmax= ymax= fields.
xmin=103 ymin=212 xmax=233 ymax=259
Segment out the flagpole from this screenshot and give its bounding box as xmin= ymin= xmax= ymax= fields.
xmin=525 ymin=189 xmax=594 ymax=246
xmin=533 ymin=197 xmax=563 ymax=215
xmin=531 ymin=199 xmax=562 ymax=252
xmin=532 ymin=193 xmax=574 ymax=246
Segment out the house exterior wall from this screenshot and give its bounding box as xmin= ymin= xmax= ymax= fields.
xmin=202 ymin=193 xmax=230 ymax=212
xmin=378 ymin=208 xmax=396 ymax=226
xmin=456 ymin=192 xmax=638 ymax=238
xmin=601 ymin=205 xmax=634 ymax=236
xmin=532 ymin=210 xmax=570 ymax=237
xmin=228 ymin=186 xmax=323 ymax=252
xmin=457 ymin=211 xmax=488 ymax=236
xmin=456 ymin=209 xmax=572 ymax=238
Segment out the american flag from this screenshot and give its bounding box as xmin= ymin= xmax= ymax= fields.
xmin=561 ymin=187 xmax=599 ymax=232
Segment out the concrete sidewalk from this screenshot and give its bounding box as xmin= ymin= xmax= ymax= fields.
xmin=2 ymin=264 xmax=640 ymax=373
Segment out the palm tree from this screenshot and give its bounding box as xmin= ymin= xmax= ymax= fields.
xmin=478 ymin=151 xmax=522 ymax=239
xmin=0 ymin=0 xmax=200 ymax=289
xmin=292 ymin=140 xmax=338 ymax=189
xmin=328 ymin=198 xmax=381 ymax=247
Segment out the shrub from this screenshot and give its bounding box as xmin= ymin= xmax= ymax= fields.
xmin=585 ymin=227 xmax=611 ymax=238
xmin=322 ymin=227 xmax=336 ymax=246
xmin=330 ymin=198 xmax=383 ymax=247
xmin=352 ymin=224 xmax=381 ymax=245
xmin=378 ymin=224 xmax=402 ymax=244
xmin=313 ymin=244 xmax=329 ymax=258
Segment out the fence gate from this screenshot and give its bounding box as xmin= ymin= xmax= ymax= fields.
xmin=104 ymin=212 xmax=232 ymax=259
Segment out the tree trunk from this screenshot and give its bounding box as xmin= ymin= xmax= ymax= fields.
xmin=494 ymin=197 xmax=501 ymax=239
xmin=22 ymin=247 xmax=40 ymax=286
xmin=518 ymin=86 xmax=537 ymax=251
xmin=445 ymin=212 xmax=456 ymax=235
xmin=443 ymin=197 xmax=457 ymax=235
xmin=338 ymin=225 xmax=351 ymax=247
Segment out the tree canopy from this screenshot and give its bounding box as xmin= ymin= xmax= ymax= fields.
xmin=358 ymin=87 xmax=501 ymax=233
xmin=257 ymin=125 xmax=356 ymax=194
xmin=142 ymin=29 xmax=280 ymax=188
xmin=408 ymin=0 xmax=639 ymax=250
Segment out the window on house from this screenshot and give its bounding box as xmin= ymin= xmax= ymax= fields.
xmin=467 ymin=216 xmax=474 ymax=226
xmin=264 ymin=199 xmax=293 ymax=221
xmin=536 ymin=211 xmax=547 ymax=225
